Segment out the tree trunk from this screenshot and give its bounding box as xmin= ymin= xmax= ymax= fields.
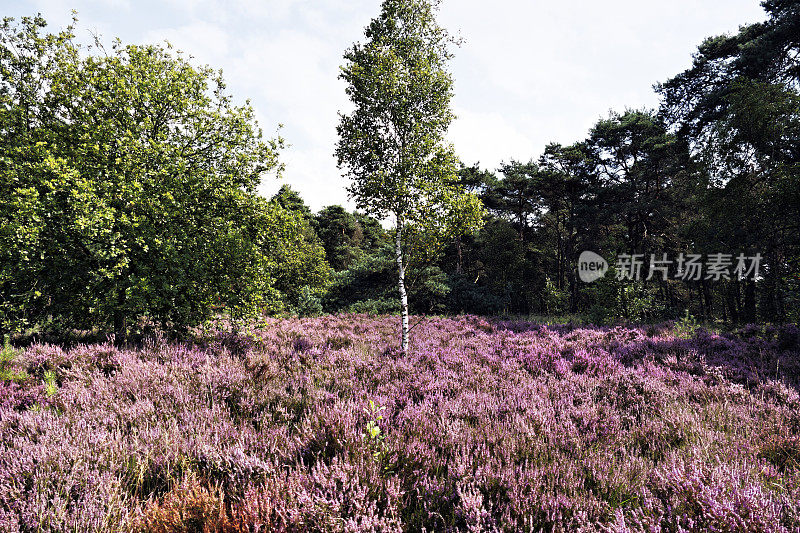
xmin=701 ymin=279 xmax=713 ymax=321
xmin=455 ymin=235 xmax=463 ymax=275
xmin=395 ymin=220 xmax=409 ymax=354
xmin=728 ymin=282 xmax=740 ymax=325
xmin=744 ymin=280 xmax=756 ymax=323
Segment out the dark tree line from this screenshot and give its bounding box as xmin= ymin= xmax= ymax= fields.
xmin=307 ymin=1 xmax=799 ymax=324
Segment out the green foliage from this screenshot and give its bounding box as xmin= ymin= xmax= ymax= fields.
xmin=674 ymin=310 xmax=700 ymax=339
xmin=543 ymin=276 xmax=568 ymax=315
xmin=786 ymin=276 xmax=800 ymax=324
xmin=446 ymin=274 xmax=503 ymax=316
xmin=406 ymin=264 xmax=450 ymax=314
xmin=313 ymin=205 xmax=387 ymax=271
xmin=587 ymin=110 xmax=685 ymax=253
xmin=259 ymin=201 xmax=331 ymax=314
xmin=336 ymin=0 xmax=481 ymax=226
xmin=323 ymin=243 xmax=447 ymax=315
xmin=483 ymin=160 xmax=540 ymax=239
xmin=336 ymin=0 xmax=485 ymax=351
xmin=294 ymin=286 xmax=324 ymax=317
xmin=0 ymin=15 xmax=288 ymax=335
xmin=472 ymin=219 xmax=536 ymax=313
xmin=323 ymin=247 xmax=396 ymax=314
xmin=0 ymin=334 xmax=26 ymax=383
xmin=272 ymin=185 xmax=313 ymax=222
xmin=581 ymin=272 xmax=665 ymax=325
xmin=362 ymin=400 xmax=388 ymax=464
xmin=658 ymin=3 xmax=800 ymax=323
xmin=618 ymin=284 xmax=665 ymax=323
xmin=43 ymin=369 xmax=57 ymax=397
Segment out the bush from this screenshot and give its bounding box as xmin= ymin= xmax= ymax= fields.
xmin=446 ymin=274 xmax=503 ymax=315
xmin=323 ymin=245 xmax=449 ymax=315
xmin=295 ymin=286 xmax=324 ymax=317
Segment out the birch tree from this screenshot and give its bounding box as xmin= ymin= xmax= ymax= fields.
xmin=335 ymin=0 xmax=483 ymax=353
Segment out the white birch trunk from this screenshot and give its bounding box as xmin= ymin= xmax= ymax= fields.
xmin=395 ymin=219 xmax=409 ymax=354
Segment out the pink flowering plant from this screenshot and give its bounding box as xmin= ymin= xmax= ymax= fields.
xmin=0 ymin=316 xmax=798 ymax=531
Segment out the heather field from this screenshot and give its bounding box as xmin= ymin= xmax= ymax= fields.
xmin=1 ymin=316 xmax=800 ymax=532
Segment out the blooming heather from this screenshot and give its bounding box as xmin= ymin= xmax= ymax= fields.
xmin=0 ymin=317 xmax=798 ymax=531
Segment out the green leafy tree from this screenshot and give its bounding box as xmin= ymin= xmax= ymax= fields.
xmin=658 ymin=1 xmax=800 ymax=322
xmin=323 ymin=242 xmax=449 ymax=315
xmin=313 ymin=205 xmax=385 ymax=271
xmin=585 ymin=110 xmax=685 ymax=254
xmin=260 ymin=199 xmax=330 ymax=313
xmin=272 ymin=184 xmax=313 ymax=222
xmin=474 ymin=219 xmax=535 ymax=313
xmin=0 ymin=15 xmax=285 ymax=335
xmin=483 ymin=161 xmax=541 ymax=241
xmin=537 ymin=142 xmax=596 ymax=311
xmin=451 ymin=163 xmax=494 ymax=275
xmin=335 ymin=0 xmax=484 ymax=352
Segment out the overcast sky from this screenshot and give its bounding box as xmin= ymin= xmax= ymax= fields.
xmin=6 ymin=0 xmax=767 ymax=212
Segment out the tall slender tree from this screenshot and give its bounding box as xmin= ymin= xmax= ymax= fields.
xmin=336 ymin=0 xmax=483 ymax=353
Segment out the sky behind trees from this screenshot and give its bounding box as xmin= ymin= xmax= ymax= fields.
xmin=6 ymin=0 xmax=767 ymax=211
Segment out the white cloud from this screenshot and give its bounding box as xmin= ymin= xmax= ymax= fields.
xmin=259 ymin=146 xmax=354 ymax=210
xmin=449 ymin=108 xmax=537 ymax=168
xmin=437 ymin=0 xmax=765 ymax=176
xmin=9 ymin=0 xmax=768 ymax=212
xmin=142 ymin=21 xmax=230 ymax=67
